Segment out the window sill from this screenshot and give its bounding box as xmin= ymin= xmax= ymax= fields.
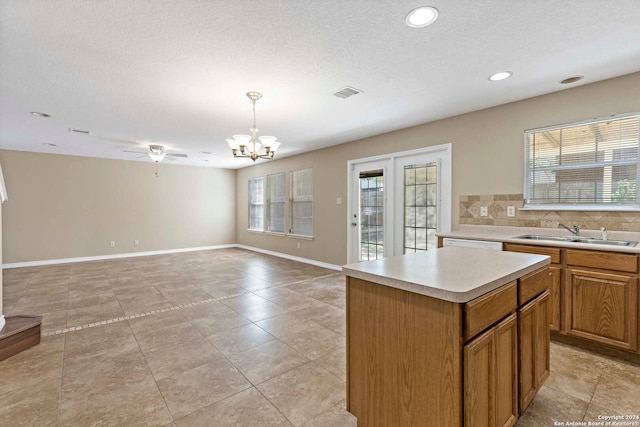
xmin=246 ymin=229 xmax=264 ymax=234
xmin=288 ymin=234 xmax=314 ymax=240
xmin=265 ymin=231 xmax=286 ymax=237
xmin=521 ymin=205 xmax=640 ymax=212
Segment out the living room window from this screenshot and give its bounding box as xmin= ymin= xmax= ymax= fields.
xmin=524 ymin=113 xmax=640 ymax=210
xmin=290 ymin=168 xmax=313 ymax=237
xmin=266 ymin=172 xmax=286 ymax=233
xmin=248 ymin=177 xmax=264 ymax=231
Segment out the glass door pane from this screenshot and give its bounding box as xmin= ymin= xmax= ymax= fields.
xmin=403 ymin=163 xmax=437 ymax=253
xmin=359 ymin=170 xmax=384 ymax=261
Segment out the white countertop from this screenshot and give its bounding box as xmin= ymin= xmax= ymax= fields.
xmin=342 ymin=247 xmax=550 ymax=303
xmin=438 ymin=225 xmax=640 ymax=253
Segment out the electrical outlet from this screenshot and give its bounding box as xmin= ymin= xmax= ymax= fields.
xmin=297 ymin=242 xmax=301 ymax=249
xmin=110 ymin=241 xmax=116 ymax=247
xmin=507 ymin=206 xmax=516 ymax=217
xmin=134 ymin=240 xmax=140 ymax=246
xmin=480 ymin=206 xmax=488 ymax=217
xmin=336 ymin=197 xmax=342 ymax=205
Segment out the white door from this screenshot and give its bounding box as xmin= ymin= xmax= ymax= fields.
xmin=349 ymin=161 xmax=390 ymax=262
xmin=347 ymin=144 xmax=451 ymax=263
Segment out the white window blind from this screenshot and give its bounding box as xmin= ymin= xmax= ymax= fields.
xmin=524 ymin=113 xmax=640 ymax=209
xmin=266 ymin=172 xmax=286 ymax=233
xmin=290 ymin=168 xmax=313 ymax=236
xmin=248 ymin=177 xmax=264 ymax=231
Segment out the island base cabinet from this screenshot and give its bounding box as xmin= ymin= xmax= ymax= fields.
xmin=464 ymin=313 xmax=518 ymax=427
xmin=346 ymin=277 xmax=462 ymax=427
xmin=519 ymin=291 xmax=550 ymax=412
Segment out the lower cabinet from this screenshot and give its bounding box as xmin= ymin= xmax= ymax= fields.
xmin=566 ymin=268 xmax=638 ymax=351
xmin=464 ymin=313 xmax=518 ymax=427
xmin=518 ymin=291 xmax=550 ymax=411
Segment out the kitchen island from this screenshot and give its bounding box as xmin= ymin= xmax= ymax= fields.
xmin=343 ymin=247 xmax=551 ymax=427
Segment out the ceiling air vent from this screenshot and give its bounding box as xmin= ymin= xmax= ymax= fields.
xmin=68 ymin=128 xmax=90 ymax=134
xmin=332 ymin=86 xmax=362 ymax=99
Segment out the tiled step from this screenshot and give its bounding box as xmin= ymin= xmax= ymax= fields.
xmin=0 ymin=315 xmax=42 ymax=362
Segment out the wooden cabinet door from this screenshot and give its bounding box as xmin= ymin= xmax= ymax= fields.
xmin=519 ymin=291 xmax=550 ymax=412
xmin=566 ymin=268 xmax=638 ymax=351
xmin=465 ymin=313 xmax=518 ymax=427
xmin=494 ymin=314 xmax=519 ymax=427
xmin=549 ymin=266 xmax=561 ymax=332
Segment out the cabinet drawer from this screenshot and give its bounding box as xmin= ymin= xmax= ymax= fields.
xmin=504 ymin=244 xmax=561 ymax=264
xmin=566 ymin=249 xmax=638 ymax=273
xmin=464 ymin=281 xmax=517 ymax=341
xmin=519 ymin=267 xmax=550 ymax=305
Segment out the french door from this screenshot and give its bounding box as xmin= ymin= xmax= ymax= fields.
xmin=348 ymin=144 xmax=451 ymax=263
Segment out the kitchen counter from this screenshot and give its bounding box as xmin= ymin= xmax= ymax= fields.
xmin=342 ymin=246 xmax=549 ymax=302
xmin=438 ymin=225 xmax=640 ymax=253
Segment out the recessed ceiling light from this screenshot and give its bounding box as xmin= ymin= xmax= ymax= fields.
xmin=488 ymin=71 xmax=513 ymax=81
xmin=30 ymin=111 xmax=51 ymax=117
xmin=560 ymin=75 xmax=584 ymax=84
xmin=406 ymin=6 xmax=439 ymax=28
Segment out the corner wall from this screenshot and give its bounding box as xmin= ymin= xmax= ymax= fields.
xmin=236 ymin=72 xmax=640 ymax=266
xmin=0 ymin=150 xmax=236 ymax=264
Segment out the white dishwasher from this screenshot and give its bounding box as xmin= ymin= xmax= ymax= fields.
xmin=441 ymin=237 xmax=503 ymax=251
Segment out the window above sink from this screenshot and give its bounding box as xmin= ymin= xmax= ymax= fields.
xmin=523 ymin=112 xmax=640 ymax=212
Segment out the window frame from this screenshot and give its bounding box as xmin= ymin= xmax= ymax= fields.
xmin=289 ymin=167 xmax=314 ymax=238
xmin=523 ymin=112 xmax=640 ymax=211
xmin=266 ymin=172 xmax=286 ymax=234
xmin=247 ymin=176 xmax=264 ymax=232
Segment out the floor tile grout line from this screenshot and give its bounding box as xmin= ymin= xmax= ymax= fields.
xmin=42 ymin=272 xmax=342 ymax=337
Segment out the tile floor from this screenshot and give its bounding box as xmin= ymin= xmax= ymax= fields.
xmin=1 ymin=248 xmax=639 ymax=426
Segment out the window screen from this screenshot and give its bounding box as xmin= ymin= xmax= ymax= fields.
xmin=524 ymin=113 xmax=640 ymax=209
xmin=266 ymin=172 xmax=286 ymax=233
xmin=248 ymin=177 xmax=264 ymax=231
xmin=290 ymin=168 xmax=313 ymax=236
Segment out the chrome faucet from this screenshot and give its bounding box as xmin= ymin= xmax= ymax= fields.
xmin=558 ymin=222 xmax=579 ymax=236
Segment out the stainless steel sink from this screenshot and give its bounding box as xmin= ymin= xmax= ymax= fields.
xmin=514 ymin=235 xmax=570 ymax=242
xmin=514 ymin=234 xmax=637 ymax=247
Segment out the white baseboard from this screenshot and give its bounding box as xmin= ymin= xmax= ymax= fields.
xmin=1 ymin=244 xmax=343 ymax=272
xmin=236 ymin=244 xmax=342 ymax=271
xmin=2 ymin=244 xmax=236 ymax=269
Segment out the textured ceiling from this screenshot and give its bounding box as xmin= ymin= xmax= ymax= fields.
xmin=1 ymin=0 xmax=639 ymax=169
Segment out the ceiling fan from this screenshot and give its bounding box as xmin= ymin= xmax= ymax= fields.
xmin=123 ymin=144 xmax=188 ymax=163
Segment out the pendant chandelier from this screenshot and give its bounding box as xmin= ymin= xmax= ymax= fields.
xmin=226 ymin=91 xmax=281 ymax=161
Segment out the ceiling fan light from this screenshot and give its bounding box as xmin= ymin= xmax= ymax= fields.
xmin=259 ymin=136 xmax=277 ymax=148
xmin=252 ymin=141 xmax=263 ymax=152
xmin=149 ymin=153 xmax=165 ymax=162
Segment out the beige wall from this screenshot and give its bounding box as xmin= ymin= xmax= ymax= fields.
xmin=0 ymin=150 xmax=236 ymax=264
xmin=236 ymin=72 xmax=640 ymax=266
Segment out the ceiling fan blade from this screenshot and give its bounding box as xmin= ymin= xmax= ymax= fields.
xmin=123 ymin=150 xmax=148 ymax=154
xmin=166 ymin=153 xmax=188 ymax=158
xmin=137 ymin=155 xmax=147 ymax=159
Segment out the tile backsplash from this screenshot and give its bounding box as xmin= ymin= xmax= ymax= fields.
xmin=459 ymin=194 xmax=640 ymax=232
